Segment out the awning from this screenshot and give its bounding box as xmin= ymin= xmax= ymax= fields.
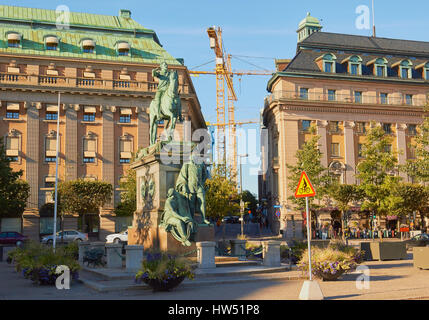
xmin=6 ymin=103 xmax=20 ymax=111
xmin=82 ymin=39 xmax=95 ymax=48
xmin=45 ymin=176 xmax=56 ymax=183
xmin=84 ymin=106 xmax=96 ymax=113
xmin=45 ymin=36 xmax=59 ymax=44
xmin=120 ymin=108 xmax=132 ymax=115
xmin=46 ymin=150 xmax=57 ymax=157
xmin=46 ymin=104 xmax=58 ymax=112
xmin=7 ymin=33 xmax=21 ymax=41
xmin=120 ymin=152 xmax=132 ymax=159
xmin=84 ymin=151 xmax=96 ymax=158
xmin=117 ymin=42 xmax=131 ymax=50
xmin=6 ymin=149 xmax=18 ymax=156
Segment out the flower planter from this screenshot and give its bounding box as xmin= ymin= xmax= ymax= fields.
xmin=24 ymin=266 xmax=79 ymax=285
xmin=318 ymin=269 xmax=345 ymax=281
xmin=360 ymin=242 xmax=407 ymax=261
xmin=413 ymin=247 xmax=429 ymax=270
xmin=141 ymin=276 xmax=185 ymax=292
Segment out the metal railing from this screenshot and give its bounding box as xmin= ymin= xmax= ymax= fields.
xmin=265 ymin=90 xmax=428 ymax=108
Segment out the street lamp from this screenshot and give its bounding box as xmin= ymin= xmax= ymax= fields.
xmin=238 ymin=154 xmax=248 ymax=237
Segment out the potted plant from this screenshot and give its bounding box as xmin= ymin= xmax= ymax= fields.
xmin=135 ymin=252 xmax=194 ymax=292
xmin=298 ymin=241 xmax=364 ymax=281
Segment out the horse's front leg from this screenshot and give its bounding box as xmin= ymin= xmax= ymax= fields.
xmin=149 ymin=112 xmax=157 ymax=145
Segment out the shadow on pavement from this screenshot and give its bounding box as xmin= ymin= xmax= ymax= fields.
xmin=366 ymin=263 xmax=413 ymax=269
xmin=325 ymin=294 xmax=362 ymax=300
xmin=339 ymin=274 xmax=404 ymax=282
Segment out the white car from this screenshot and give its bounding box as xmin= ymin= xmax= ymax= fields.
xmin=106 ymin=230 xmax=128 ymax=244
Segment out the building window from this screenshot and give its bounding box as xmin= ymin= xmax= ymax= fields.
xmin=409 ymin=146 xmax=416 ymax=159
xmin=384 ymin=144 xmax=392 ymax=153
xmin=5 ymin=135 xmax=19 ymax=162
xmin=83 ymin=138 xmax=97 ymax=163
xmin=46 ymin=112 xmax=58 ymax=121
xmin=399 ymin=60 xmax=412 ymax=79
xmin=45 ymin=136 xmax=57 ymax=163
xmin=299 ymin=88 xmax=309 ymax=100
xmin=329 ymin=121 xmax=340 ymax=133
xmin=119 ymin=138 xmax=133 ymax=164
xmin=6 ymin=111 xmax=19 ymax=119
xmin=405 ymin=94 xmax=413 ymax=105
xmin=425 ymin=69 xmax=429 ymax=80
xmin=356 ymin=122 xmax=366 ymax=134
xmin=376 ymin=66 xmax=386 ymax=77
xmin=301 ymin=120 xmax=311 ymax=132
xmin=331 ymin=143 xmax=340 ymax=157
xmin=82 ymin=39 xmax=95 ymax=53
xmin=119 ymin=115 xmax=131 ymax=123
xmin=7 ymin=33 xmax=21 ymax=48
xmin=45 ymin=36 xmax=59 ymax=51
xmin=324 ymin=62 xmax=333 ymax=73
xmin=328 ymin=89 xmax=336 ymax=101
xmin=8 ymin=40 xmax=19 ymax=48
xmin=320 ymin=53 xmax=337 ymax=73
xmin=358 ymin=144 xmax=364 ymax=158
xmin=383 ymin=123 xmax=392 ymax=134
xmin=117 ymin=42 xmax=131 ymax=56
xmin=83 ymin=113 xmax=95 ymax=122
xmin=354 ymin=91 xmax=362 ymax=103
xmin=380 ymin=93 xmax=388 ymax=104
xmin=373 ymin=58 xmax=388 ymax=77
xmin=408 ymin=124 xmax=417 ymax=136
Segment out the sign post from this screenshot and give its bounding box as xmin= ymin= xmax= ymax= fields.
xmin=295 ymin=171 xmax=324 ymax=300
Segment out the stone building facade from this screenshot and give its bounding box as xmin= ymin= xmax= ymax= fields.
xmin=0 ymin=5 xmax=206 ymax=240
xmin=260 ymin=14 xmax=426 ymax=237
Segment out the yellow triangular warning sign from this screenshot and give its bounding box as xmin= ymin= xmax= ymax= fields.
xmin=294 ymin=171 xmax=316 ymax=198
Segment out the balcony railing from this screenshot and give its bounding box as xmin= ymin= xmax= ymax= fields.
xmin=0 ymin=72 xmax=189 ymax=94
xmin=265 ymin=90 xmax=428 ymax=108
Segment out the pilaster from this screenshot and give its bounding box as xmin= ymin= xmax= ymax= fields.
xmin=396 ymin=123 xmax=408 ymax=180
xmin=316 ymin=120 xmax=329 ymax=168
xmin=102 ymin=105 xmax=115 ymax=207
xmin=344 ymin=121 xmax=356 ymax=184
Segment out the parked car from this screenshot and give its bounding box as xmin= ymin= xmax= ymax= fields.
xmin=106 ymin=230 xmax=128 ymax=244
xmin=222 ymin=216 xmax=240 ymax=224
xmin=41 ymin=230 xmax=88 ymax=244
xmin=0 ymin=232 xmax=28 ymax=246
xmin=404 ymin=233 xmax=429 ymax=249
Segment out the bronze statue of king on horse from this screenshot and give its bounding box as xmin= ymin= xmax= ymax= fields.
xmin=149 ymin=62 xmax=182 ymax=146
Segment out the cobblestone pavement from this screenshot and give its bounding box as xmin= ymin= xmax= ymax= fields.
xmin=1 ymin=253 xmax=428 ymax=300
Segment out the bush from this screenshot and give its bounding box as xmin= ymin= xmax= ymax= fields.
xmin=7 ymin=241 xmax=80 ymax=285
xmin=135 ymin=252 xmax=194 ymax=291
xmin=298 ymin=241 xmax=364 ymax=280
xmin=280 ymin=241 xmax=308 ymax=264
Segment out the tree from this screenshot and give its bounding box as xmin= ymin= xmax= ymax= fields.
xmin=0 ymin=138 xmax=30 ymax=218
xmin=287 ymin=129 xmax=331 ymax=211
xmin=405 ymin=106 xmax=429 ymax=183
xmin=205 ymin=164 xmax=240 ymax=220
xmin=114 ymin=168 xmax=136 ymax=217
xmin=356 ymin=123 xmax=401 ymax=234
xmin=387 ymin=183 xmax=429 ymax=230
xmin=57 ymin=179 xmax=113 ymax=227
xmin=241 ymin=190 xmax=258 ymax=215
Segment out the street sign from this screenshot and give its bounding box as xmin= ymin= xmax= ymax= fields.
xmin=273 ymin=205 xmax=281 ymax=208
xmin=400 ymin=227 xmax=410 ymax=233
xmin=275 ymin=209 xmax=281 ymax=218
xmin=294 ymin=171 xmax=316 ymax=198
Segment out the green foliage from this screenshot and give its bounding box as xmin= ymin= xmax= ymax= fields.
xmin=387 ymin=183 xmax=428 ymax=218
xmin=287 ymin=133 xmax=331 ymax=210
xmin=241 ymin=190 xmax=258 ymax=214
xmin=205 ymin=164 xmax=240 ymax=219
xmin=57 ymin=179 xmax=112 ymax=215
xmin=115 ymin=168 xmax=136 ymax=217
xmin=0 ymin=138 xmax=30 ymax=218
xmin=405 ymin=107 xmax=429 ymax=182
xmin=135 ymin=251 xmax=194 ymax=282
xmin=356 ymin=123 xmax=401 ymax=217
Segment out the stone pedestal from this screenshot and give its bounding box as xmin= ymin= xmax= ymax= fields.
xmin=125 ymin=245 xmax=144 ymax=271
xmin=90 ymin=242 xmax=106 ymax=254
xmin=78 ymin=241 xmax=90 ymax=265
xmin=128 ymin=142 xmax=214 ymax=255
xmin=230 ymin=239 xmax=247 ymax=260
xmin=197 ymin=241 xmax=216 ymax=269
xmin=263 ymin=240 xmax=281 ymax=267
xmin=106 ymin=244 xmax=123 ymax=268
xmin=22 ymin=208 xmax=40 ymax=241
xmin=99 ymin=208 xmax=116 ymax=242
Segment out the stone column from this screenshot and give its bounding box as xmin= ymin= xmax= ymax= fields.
xmin=344 ymin=121 xmax=356 ymax=184
xmin=102 ymin=106 xmax=115 ymax=207
xmin=137 ymin=103 xmax=150 ymax=148
xmin=196 ymin=241 xmax=216 ymax=269
xmin=396 ymin=124 xmax=408 ymax=180
xmin=106 ymin=243 xmax=123 ymax=268
xmin=262 ymin=240 xmax=281 ymax=267
xmin=25 ymin=102 xmax=41 ymax=209
xmin=22 ymin=208 xmax=40 ymax=241
xmin=316 ymin=120 xmax=329 ymax=168
xmin=125 ymin=245 xmax=144 ymax=271
xmin=65 ymin=104 xmax=79 ymax=181
xmin=230 ymin=239 xmax=247 ymax=260
xmin=78 ymin=241 xmax=90 ymax=265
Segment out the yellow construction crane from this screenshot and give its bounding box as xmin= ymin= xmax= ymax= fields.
xmin=190 ymin=26 xmax=273 ymax=178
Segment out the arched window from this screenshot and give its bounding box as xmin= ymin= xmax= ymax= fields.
xmin=368 ymin=58 xmax=388 ymax=77
xmin=416 ymin=61 xmax=429 ymax=80
xmin=393 ymin=59 xmax=413 ymax=79
xmin=116 ymin=41 xmax=131 ymax=56
xmin=348 ymin=55 xmax=362 ymax=75
xmin=322 ymin=53 xmax=337 ymax=73
xmin=7 ymin=32 xmax=21 ymax=48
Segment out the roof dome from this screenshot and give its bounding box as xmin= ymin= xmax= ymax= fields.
xmin=298 ymin=12 xmax=321 ymax=29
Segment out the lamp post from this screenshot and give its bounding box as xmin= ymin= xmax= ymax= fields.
xmin=238 ymin=154 xmax=248 ymax=237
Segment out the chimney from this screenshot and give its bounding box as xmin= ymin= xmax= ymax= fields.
xmin=119 ymin=9 xmax=131 ymax=18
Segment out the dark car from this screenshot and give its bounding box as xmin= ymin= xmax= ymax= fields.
xmin=0 ymin=232 xmax=28 ymax=246
xmin=222 ymin=216 xmax=240 ymax=224
xmin=404 ymin=233 xmax=429 ymax=249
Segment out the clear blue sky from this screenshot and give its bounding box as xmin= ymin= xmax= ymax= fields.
xmin=5 ymin=0 xmax=429 ymax=196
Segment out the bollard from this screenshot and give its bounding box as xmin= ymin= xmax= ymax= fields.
xmin=106 ymin=243 xmax=123 ymax=269
xmin=263 ymin=240 xmax=281 ymax=267
xmin=125 ymin=245 xmax=144 ymax=271
xmin=230 ymin=239 xmax=247 ymax=261
xmin=78 ymin=241 xmax=90 ymax=265
xmin=196 ymin=241 xmax=216 ymax=269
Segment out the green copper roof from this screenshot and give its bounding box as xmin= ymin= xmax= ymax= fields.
xmin=0 ymin=5 xmax=181 ymax=65
xmin=298 ymin=12 xmax=322 ymax=29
